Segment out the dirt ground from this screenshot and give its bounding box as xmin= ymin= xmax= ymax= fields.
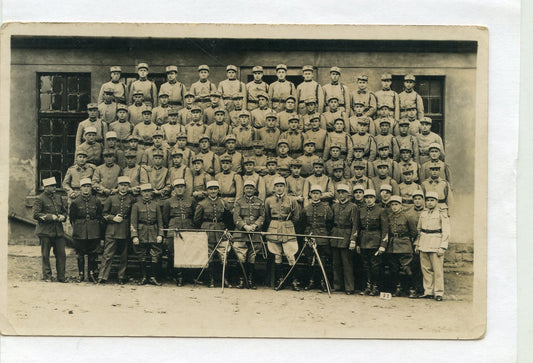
xmin=4 ymin=245 xmax=479 ymax=339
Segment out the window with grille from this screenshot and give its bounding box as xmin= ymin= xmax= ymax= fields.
xmin=391 ymin=76 xmax=445 ymax=139
xmin=37 ymin=73 xmax=91 ymax=189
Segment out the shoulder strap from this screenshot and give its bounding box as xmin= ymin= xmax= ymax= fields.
xmin=340 ymin=83 xmax=345 ymax=105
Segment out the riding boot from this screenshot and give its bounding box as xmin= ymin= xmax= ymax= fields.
xmin=76 ymin=254 xmax=85 ymax=282
xmin=176 ymin=270 xmax=183 ymax=287
xmin=393 ymin=283 xmax=402 ymax=297
xmin=274 ymin=263 xmax=283 ymax=290
xmin=369 ymin=284 xmax=380 ymax=296
xmin=362 ymin=281 xmax=372 ymax=295
xmin=208 ymin=265 xmax=215 ymax=288
xmin=304 ymin=266 xmax=316 ymax=291
xmin=139 ymin=259 xmax=148 ymax=285
xmin=247 ymin=263 xmax=257 ymax=290
xmin=88 ymin=254 xmax=98 ymax=284
xmin=149 ymin=261 xmax=162 ymax=286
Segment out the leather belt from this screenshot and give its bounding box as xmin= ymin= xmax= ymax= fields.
xmin=248 ymin=100 xmax=258 ymax=103
xmin=361 ymin=228 xmax=379 ymax=232
xmin=438 ymin=199 xmax=446 ymax=203
xmin=139 ymin=221 xmax=157 ymax=225
xmin=220 ymin=194 xmax=236 ymax=198
xmin=333 ymin=225 xmax=353 ymax=229
xmin=421 ymin=228 xmax=442 ymax=234
xmin=187 ymin=142 xmax=199 ymax=147
xmin=271 ymin=217 xmax=289 ymax=221
xmin=271 ymin=98 xmax=281 ymax=102
xmin=238 ymin=146 xmax=253 ymax=150
xmin=391 ymin=233 xmax=408 ymax=238
xmin=168 ymin=101 xmax=183 ymax=106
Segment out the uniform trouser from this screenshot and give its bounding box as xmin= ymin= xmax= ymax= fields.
xmin=40 ymin=236 xmax=66 ymax=280
xmin=419 ymin=251 xmax=444 ymax=297
xmin=73 ymin=238 xmax=100 ymax=274
xmin=267 ymin=240 xmax=298 ymax=265
xmin=386 ymin=253 xmax=414 ymax=290
xmin=332 ymin=247 xmax=355 ymax=292
xmin=411 ymin=252 xmax=424 ymax=292
xmin=361 ymin=248 xmax=383 ymax=287
xmin=98 ymin=238 xmax=129 ymax=281
xmin=306 ymin=244 xmax=331 ymax=283
xmin=134 ymin=242 xmax=163 ymax=278
xmin=233 ymin=240 xmax=262 ymax=264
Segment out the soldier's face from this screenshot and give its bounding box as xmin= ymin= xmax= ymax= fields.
xmin=310 ymin=119 xmax=319 ymax=130
xmin=126 ymin=156 xmax=136 ymax=167
xmin=142 ymin=112 xmax=152 ymax=122
xmin=267 ymin=163 xmax=277 ymax=173
xmin=289 ymin=120 xmax=299 ymax=130
xmin=191 ymin=110 xmax=202 ymax=121
xmin=378 ymin=107 xmax=390 ymax=117
xmin=44 ymin=185 xmax=56 ymax=194
xmin=107 ymin=138 xmax=117 ymax=147
xmin=330 ymin=72 xmax=340 ymax=82
xmin=210 ymin=96 xmax=220 ymax=105
xmin=234 ymin=98 xmax=243 ymax=108
xmin=138 ymin=68 xmax=148 ymax=78
xmin=310 ymin=190 xmax=321 ymax=201
xmin=381 ymin=191 xmax=391 ymax=201
xmin=225 ymin=140 xmax=236 ymax=151
xmin=76 ymin=154 xmax=87 ymax=166
xmin=221 ymin=161 xmax=231 ymax=171
xmin=160 ymin=96 xmax=169 ymax=105
xmin=177 ymin=138 xmax=187 ymax=147
xmin=407 ymin=109 xmax=417 ymax=118
xmin=253 ymin=147 xmax=264 ymax=156
xmin=354 ymin=190 xmax=364 ymax=201
xmin=258 ymin=97 xmax=268 ymax=107
xmin=426 ymin=198 xmax=437 ymax=209
xmin=285 ymin=99 xmax=295 ymax=110
xmin=378 ymin=148 xmax=389 ymax=158
xmin=357 ymin=80 xmax=367 ymax=90
xmin=239 ymin=116 xmax=250 ymax=126
xmin=167 ymin=71 xmax=177 ymax=81
xmin=333 ymin=169 xmax=343 ymax=179
xmin=88 ymin=109 xmax=98 ymax=118
xmin=244 ymin=185 xmax=256 ymax=197
xmin=354 ymin=123 xmax=365 ymax=134
xmin=381 ymin=79 xmax=392 ymax=89
xmin=400 ymin=150 xmax=411 ymax=161
xmin=377 ymin=166 xmax=388 ymax=176
xmin=133 ymin=95 xmax=143 ymax=104
xmin=337 ymin=190 xmax=348 ymax=202
xmin=199 ymin=139 xmax=210 ymax=150
xmin=153 ymin=156 xmax=163 ymax=166
xmin=413 ymin=196 xmax=424 ymax=208
xmin=364 ymin=195 xmax=376 ymax=206
xmin=227 ymin=70 xmax=237 ymax=80
xmin=278 ymin=144 xmax=289 ymax=155
xmin=207 ymin=187 xmax=219 ymax=198
xmin=185 ymin=96 xmax=195 ymax=105
xmin=403 ymin=172 xmax=414 ymax=182
xmin=352 ymin=149 xmax=363 ymax=159
xmin=117 ymin=110 xmax=128 ymax=120
xmin=328 ymin=99 xmax=339 ymax=109
xmin=330 ymin=148 xmax=340 ymax=158
xmin=303 ymin=71 xmax=313 ymax=81
xmin=104 ymin=155 xmax=115 ymax=165
xmin=215 ymin=112 xmax=225 ymax=122
xmin=380 ymin=123 xmax=391 ymax=134
xmin=313 ymin=165 xmax=324 ymax=175
xmin=306 ymin=103 xmax=316 ymax=112
xmin=334 ymin=121 xmax=344 ymax=132
xmin=421 ymin=123 xmax=431 ymax=133
xmin=429 ymin=149 xmax=441 ymax=160
xmin=404 ymin=80 xmax=415 ymax=90
xmin=104 ymin=93 xmax=114 ymax=102
xmin=276 ymin=69 xmax=286 ymax=80
xmin=153 ymin=136 xmax=163 ymax=147
xmin=172 ymin=155 xmax=183 ymax=166
xmin=81 ymin=184 xmax=92 ymax=196
xmin=110 ymin=72 xmax=121 ymax=82
xmin=118 ymin=182 xmax=129 ymax=194
xmin=129 ymin=140 xmax=138 ymax=149
xmin=199 ymin=70 xmax=209 ymax=80
xmin=175 ymin=185 xmax=186 ymax=195
xmin=244 ymin=163 xmax=254 ymax=173
xmin=430 ymin=168 xmax=440 ymax=178
xmin=141 ymin=190 xmax=153 ymax=199
xmin=253 ymin=72 xmax=263 ymax=81
xmin=353 ymin=167 xmax=364 ymax=177
xmin=85 ymin=133 xmax=96 ymax=143
xmin=279 ymin=169 xmax=290 ymax=178
xmin=266 ymin=118 xmax=277 ymax=128
xmin=390 ymin=202 xmax=401 ymax=213
xmin=274 ymin=183 xmax=285 ymax=195
xmin=304 ymin=144 xmax=315 ymax=154
xmin=290 ymin=166 xmax=301 ymax=176
xmin=192 ymin=162 xmax=203 ymax=171
xmin=168 ymin=114 xmax=178 ymax=123
xmin=399 ymin=124 xmax=409 ymax=135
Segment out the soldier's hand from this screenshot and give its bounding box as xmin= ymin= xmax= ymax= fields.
xmin=156 ymin=236 xmax=163 ymax=243
xmin=58 ymin=215 xmax=66 ymax=222
xmin=375 ymin=246 xmax=386 ymax=256
xmin=244 ymin=225 xmax=253 ymax=232
xmin=51 ymin=214 xmax=59 ymax=221
xmin=133 ymin=237 xmax=140 ymax=245
xmin=349 ymin=240 xmax=356 ymax=251
xmin=70 ymin=192 xmax=79 ymax=199
xmin=437 ymin=247 xmax=446 ymax=257
xmin=356 ymin=246 xmax=361 ymax=254
xmin=113 ymin=215 xmax=123 ymax=223
xmin=414 ymin=246 xmax=419 ymax=254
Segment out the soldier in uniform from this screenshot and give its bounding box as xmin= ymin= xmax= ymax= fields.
xmin=330 ymin=184 xmax=358 ymax=294
xmin=104 ymin=131 xmax=126 ymax=169
xmin=251 ymin=140 xmax=268 ymax=176
xmin=98 ymin=176 xmax=136 ymax=284
xmin=302 ymin=185 xmax=333 ymax=292
xmin=122 ymin=150 xmax=142 ymax=196
xmin=99 ymin=86 xmax=118 ymax=125
xmin=195 ymin=135 xmax=221 ymax=176
xmin=304 ymin=116 xmax=327 ymax=157
xmin=62 ymin=148 xmax=97 ymax=201
xmin=141 ymin=130 xmax=170 ymax=168
xmin=298 ymin=140 xmax=321 ymax=178
xmin=203 ymin=91 xmax=227 ymax=125
xmin=206 ymin=108 xmax=232 ymax=155
xmin=127 ymin=89 xmax=145 ymax=127
xmin=78 ymin=126 xmax=103 ymax=166
xmin=132 ymin=105 xmax=158 ymax=153
xmin=151 ymin=90 xmax=171 ymax=125
xmin=109 ymin=104 xmax=133 ymax=150
xmin=140 ymin=149 xmax=171 ymax=203
xmin=374 ymin=73 xmax=400 ymax=120
xmin=233 ymin=180 xmax=266 ymax=289
xmin=185 ymin=105 xmax=206 ymax=154
xmin=69 ymin=178 xmax=103 ymax=283
xmin=233 ymin=110 xmax=256 ymax=157
xmin=420 ymin=143 xmax=451 ymax=183
xmin=262 ymin=157 xmax=282 ymax=198
xmin=168 ymin=149 xmax=193 ymax=199
xmin=356 ymin=189 xmax=389 ymax=296
xmin=178 ymin=92 xmax=196 ymax=126
xmin=286 ymin=159 xmax=305 ymax=206
xmin=229 ymin=93 xmax=246 ymax=127
xmin=98 ymin=66 xmax=127 ymax=104
xmin=349 ymin=160 xmax=375 ymax=190
xmin=322 ymin=67 xmax=350 ymax=113
xmin=190 ymin=65 xmax=217 ymax=110
xmin=269 ymin=64 xmax=297 ymax=113
xmin=374 ymin=118 xmax=400 ymax=162
xmin=257 ymin=112 xmax=281 ymax=157
xmin=33 ymin=177 xmax=68 ymax=282
xmin=350 ymin=119 xmax=377 ymax=162
xmin=251 ymin=92 xmax=273 ymax=129
xmin=321 ymin=96 xmax=348 ymax=133
xmin=408 ymin=190 xmax=426 ymax=295
xmin=218 ymin=65 xmax=247 ymax=112
xmin=242 ymin=157 xmax=266 ymax=201
xmin=323 ymin=118 xmax=353 ymax=164
xmin=395 ymin=103 xmax=421 ymax=137
xmin=160 ymin=65 xmax=187 ymax=109
xmin=246 ymin=66 xmax=269 ymax=111
xmin=399 ymin=74 xmax=424 ymax=120
xmin=128 ymin=63 xmax=158 ymax=107
xmin=215 ymin=154 xmax=243 ymax=213
xmin=350 ymin=73 xmax=377 ymax=118
xmin=301 ymin=98 xmax=321 ymax=131
xmin=131 ymin=183 xmax=164 ymax=285
xmin=125 ymin=134 xmax=143 ymax=165
xmin=162 ymin=178 xmax=197 ymax=286
xmin=324 ymin=144 xmax=350 ymax=179
xmin=276 ymin=139 xmax=294 ymax=171
xmin=297 ymin=65 xmax=324 ymax=115
xmin=264 ymin=177 xmax=301 ymax=290
xmin=302 ymin=159 xmax=335 ymax=208
xmin=221 ymin=134 xmax=243 ymax=174
xmin=399 ymin=169 xmax=423 ymax=205
xmin=277 ymin=96 xmax=299 ymax=132
xmin=193 ymin=180 xmax=233 ymax=288
xmin=398 ymin=143 xmax=421 ymax=183
xmin=174 ymin=132 xmax=194 ymax=167
xmin=76 ymin=103 xmax=107 ymax=148
xmin=413 ymin=191 xmax=450 ymax=301
xmin=371 ymin=161 xmax=400 ymax=201
xmin=191 ymin=156 xmax=213 ymax=201
xmin=396 ymin=121 xmax=420 ymax=164
xmin=162 ymin=107 xmax=186 ymax=148
xmin=372 ymin=144 xmax=402 ymax=183
xmin=280 ymin=116 xmax=305 ymax=159
xmin=421 ymin=164 xmax=453 ymax=216
xmin=92 ymin=149 xmax=122 ymax=202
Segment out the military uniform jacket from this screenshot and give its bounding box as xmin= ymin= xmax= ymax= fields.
xmin=128 ymin=104 xmax=144 ymax=127
xmin=349 ymin=175 xmax=374 ymax=190
xmin=109 ymin=120 xmax=133 ymax=143
xmin=69 ymin=194 xmax=103 ymax=240
xmin=76 ymin=118 xmax=107 ymax=148
xmin=133 ymin=122 xmax=158 ymax=146
xmin=168 ymin=165 xmax=194 ymax=198
xmin=160 ymin=81 xmax=186 ymax=105
xmin=303 ymin=174 xmax=335 ymax=205
xmin=151 ymin=105 xmax=170 ymax=125
xmin=399 ymin=181 xmax=423 ymax=204
xmin=304 ymin=128 xmax=327 ymax=152
xmin=122 ymin=165 xmax=142 ymax=189
xmin=98 ymin=81 xmax=127 ymax=104
xmin=93 ymin=163 xmax=122 ymax=194
xmin=399 ymin=90 xmax=424 ymax=120
xmin=103 ymin=192 xmax=136 ymax=239
xmin=372 ymin=158 xmax=402 ymax=183
xmin=324 ymin=158 xmax=351 ymax=179
xmin=414 ymin=207 xmax=450 ymax=252
xmin=302 ymin=201 xmax=333 ymax=245
xmin=185 ymin=122 xmax=206 ymax=145
xmin=99 ymin=102 xmax=117 ymax=125
xmin=350 ymin=132 xmax=377 ymax=161
xmin=286 ymin=175 xmax=305 ymax=201
xmin=221 ymin=151 xmax=243 ymax=174
xmin=79 ymin=141 xmax=103 ymax=166
xmin=374 ymin=89 xmax=400 ymax=119
xmin=246 ymin=81 xmax=269 ymax=103
xmin=265 ymin=193 xmax=300 ymax=226
xmin=277 ymin=111 xmax=299 ymax=132
xmin=357 ymin=204 xmax=389 ymax=249
xmin=206 ymin=122 xmax=232 ymax=148
xmin=129 ymin=79 xmax=158 ymax=106
xmin=215 ymin=171 xmax=243 ymax=200
xmin=320 ymin=110 xmax=348 ymax=133
xmin=162 ymin=195 xmax=196 ymax=230
xmin=263 ymin=173 xmax=282 ymax=198
xmin=297 ymin=80 xmax=325 ymax=113
xmin=350 ymin=89 xmax=377 ymax=118
xmin=330 ymin=200 xmax=358 ymax=248
xmin=322 ymin=82 xmax=350 ymax=109
xmin=324 ymin=131 xmax=353 ymax=163
xmin=233 ymin=195 xmax=265 ymax=241
xmin=242 ymin=172 xmax=266 ymax=202
xmin=140 ymin=165 xmax=171 ymax=195
xmin=421 ymin=177 xmax=453 ymax=210
xmin=251 ymin=107 xmax=274 ymax=129
xmin=297 ymin=154 xmax=320 ymax=178
xmin=371 ymin=175 xmax=400 ymax=201
xmin=62 ymin=163 xmax=96 ymax=195
xmin=33 ymin=192 xmax=67 ymax=237
xmin=386 ymin=210 xmax=418 ymax=253
xmin=141 ymin=145 xmax=170 ymax=168
xmin=399 ymin=160 xmax=421 ymax=183
xmin=162 ymin=123 xmax=186 ymax=146
xmin=268 ymin=80 xmax=297 ymax=104
xmin=190 ymin=80 xmax=217 ymax=102
xmin=130 ymin=198 xmax=163 ymax=242
xmin=193 ymin=197 xmax=231 ymax=242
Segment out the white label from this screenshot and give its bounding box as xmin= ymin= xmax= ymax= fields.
xmin=380 ymin=292 xmax=392 ymax=300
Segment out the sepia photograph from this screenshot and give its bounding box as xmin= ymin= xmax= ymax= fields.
xmin=1 ymin=23 xmax=488 ymax=339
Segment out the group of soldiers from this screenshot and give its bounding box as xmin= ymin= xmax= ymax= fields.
xmin=33 ymin=63 xmax=452 ymax=301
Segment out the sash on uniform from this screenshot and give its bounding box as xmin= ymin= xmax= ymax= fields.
xmin=173 ymin=231 xmax=208 ymax=268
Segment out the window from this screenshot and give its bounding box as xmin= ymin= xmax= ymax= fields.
xmin=392 ymin=76 xmax=445 ymax=139
xmin=37 ymin=73 xmax=91 ymax=189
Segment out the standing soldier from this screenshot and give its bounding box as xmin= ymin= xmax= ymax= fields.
xmin=122 ymin=150 xmax=142 ymax=196
xmin=190 ymin=65 xmax=217 ymax=110
xmin=413 ymin=191 xmax=450 ymax=301
xmin=301 ymin=98 xmax=321 ymax=131
xmin=98 ymin=66 xmax=127 ymax=104
xmin=233 ymin=110 xmax=256 ymax=157
xmin=420 ymin=143 xmax=450 ymax=182
xmin=168 ymin=149 xmax=194 ymax=199
xmin=277 ymin=96 xmax=300 ymax=132
xmin=109 ymin=104 xmax=133 ymax=150
xmin=141 ymin=130 xmax=170 ymax=168
xmin=350 ymin=119 xmax=378 ymax=162
xmin=396 ymin=120 xmax=420 ymax=164
xmin=302 ymin=159 xmax=335 ymax=207
xmin=399 ymin=169 xmax=423 ymax=205
xmin=269 ymin=64 xmax=297 ymax=113
xmin=297 ymin=65 xmax=324 ymax=115
xmin=263 ymin=157 xmax=283 ymax=198
xmin=203 ymin=91 xmax=227 ymax=125
xmin=99 ymin=86 xmax=118 ymax=125
xmin=132 ymin=105 xmax=158 ymax=153
xmin=185 ymin=105 xmax=207 ymax=154
xmin=257 ymin=112 xmax=281 ymax=157
xmin=242 ymin=157 xmax=266 ymax=201
xmin=92 ymin=149 xmax=122 ymax=202
xmin=385 ymin=196 xmax=418 ymax=298
xmin=78 ymin=127 xmax=103 ymax=166
xmin=215 ymin=154 xmax=243 ymax=213
xmin=174 ymin=132 xmax=194 ymax=167
xmin=178 ymin=92 xmax=196 ymax=126
xmin=159 ymin=65 xmax=186 ymax=110
xmin=417 ymin=117 xmax=445 ymax=165
xmin=193 ymin=180 xmax=233 ymax=288
xmin=251 ymin=92 xmax=273 ymax=129
xmin=98 ymin=176 xmax=136 ymax=284
xmin=69 ymin=178 xmax=103 ymax=283
xmin=162 ymin=107 xmax=186 ymax=148
xmin=233 ymin=180 xmax=266 ymax=289
xmin=191 ymin=156 xmax=213 ymax=202
xmin=330 ymin=184 xmax=358 ymax=294
xmin=131 ymin=183 xmax=164 ymax=285
xmin=323 ymin=118 xmax=353 ymax=164
xmin=195 ymin=135 xmax=221 ymax=176
xmin=421 ymin=163 xmax=454 ymax=216
xmin=304 ymin=116 xmax=327 ymax=157
xmin=349 ymin=160 xmax=375 ymax=190
xmin=321 ymin=96 xmax=349 ymax=133
xmin=206 ymin=108 xmax=232 ymax=155
xmin=302 ymin=185 xmax=334 ymax=292
xmin=371 ymin=160 xmax=400 ymax=200
xmin=350 ymin=73 xmax=377 ymax=118
xmin=151 ymin=90 xmax=171 ymax=125
xmin=246 ymin=66 xmax=269 ymax=111
xmin=76 ymin=103 xmax=107 ymax=148
xmin=218 ymin=65 xmax=247 ymax=112
xmin=62 ymin=148 xmax=97 ymax=201
xmin=398 ymin=143 xmax=421 ymax=183
xmin=104 ymin=131 xmax=126 ymax=169
xmin=125 ymin=135 xmax=143 ymax=164
xmin=251 ymin=140 xmax=268 ymax=176
xmin=356 ymin=189 xmax=389 ymax=296
xmin=407 ymin=189 xmax=425 ymax=295
xmin=229 ymin=93 xmax=246 ymax=127
xmin=374 ymin=73 xmax=400 ymax=121
xmin=127 ymin=89 xmax=146 ymax=127
xmin=140 ymin=149 xmax=171 ymax=203
xmin=322 ymin=67 xmax=350 ymax=113
xmin=264 ymin=177 xmax=301 ymax=290
xmin=128 ymin=63 xmax=158 ymax=107
xmin=399 ymin=74 xmax=424 ymax=120
xmin=280 ymin=116 xmax=305 ymax=159
xmin=221 ymin=134 xmax=244 ymax=174
xmin=33 ymin=177 xmax=67 ymax=282
xmin=162 ymin=178 xmax=197 ymax=286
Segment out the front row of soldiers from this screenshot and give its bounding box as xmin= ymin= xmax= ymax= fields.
xmin=33 ymin=172 xmax=450 ymax=301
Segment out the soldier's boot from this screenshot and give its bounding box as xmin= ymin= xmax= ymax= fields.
xmin=319 ymin=279 xmax=328 ymax=293
xmin=176 ymin=270 xmax=183 ymax=287
xmin=208 ymin=266 xmax=215 ymax=288
xmin=139 ymin=260 xmax=148 ymax=285
xmin=274 ymin=263 xmax=283 ymax=290
xmin=76 ymin=255 xmax=85 ymax=282
xmin=369 ymin=284 xmax=380 ymax=296
xmin=222 ymin=263 xmax=233 ymax=288
xmin=393 ymin=283 xmax=402 ymax=297
xmin=248 ymin=264 xmax=257 ymax=290
xmin=304 ymin=267 xmax=316 ymax=291
xmin=408 ymin=288 xmax=418 ymax=299
xmin=362 ymin=281 xmax=372 ymax=295
xmin=88 ymin=254 xmax=98 ymax=284
xmin=149 ymin=261 xmax=162 ymax=286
